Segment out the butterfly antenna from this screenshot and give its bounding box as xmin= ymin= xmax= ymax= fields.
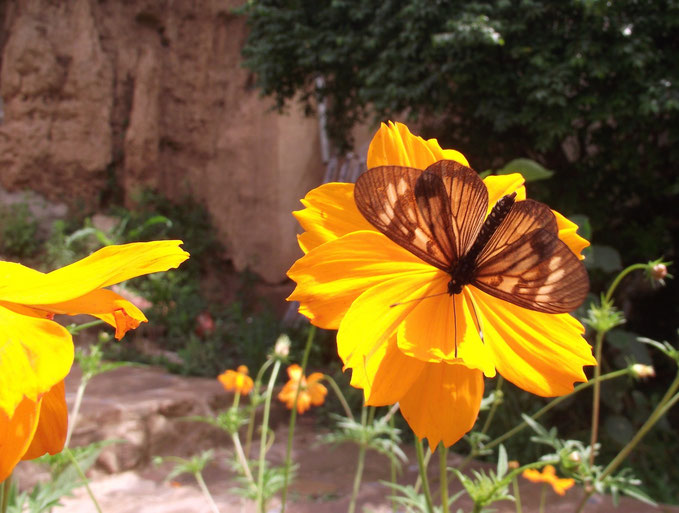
xmin=452 ymin=293 xmax=458 ymax=358
xmin=389 ymin=291 xmax=448 ymax=308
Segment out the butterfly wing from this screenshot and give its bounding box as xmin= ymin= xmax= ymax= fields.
xmin=472 ymin=200 xmax=589 ymax=313
xmin=354 ymin=162 xmax=488 ymax=270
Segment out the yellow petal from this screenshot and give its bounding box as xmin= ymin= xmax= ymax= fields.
xmin=471 ymin=287 xmax=595 ymax=396
xmin=0 ymin=241 xmax=189 ymax=305
xmin=398 ymin=284 xmax=496 ymax=376
xmin=40 ymin=289 xmax=147 ymax=340
xmin=483 ymin=173 xmax=527 ymax=213
xmin=293 ymin=183 xmax=375 ymax=253
xmin=553 ymin=210 xmax=589 ymax=259
xmin=337 ymin=270 xmax=441 ymax=378
xmin=399 ymin=362 xmax=484 ymax=448
xmin=22 ymin=380 xmax=67 ymax=460
xmin=366 ymin=121 xmax=469 ymax=169
xmin=349 ymin=335 xmax=426 ymax=406
xmin=0 ymin=306 xmax=74 ymax=418
xmin=0 ymin=393 xmax=41 ymax=482
xmin=288 ymin=231 xmax=433 ymax=329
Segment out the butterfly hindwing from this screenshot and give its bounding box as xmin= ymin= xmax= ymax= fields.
xmin=472 ymin=200 xmax=589 ymax=313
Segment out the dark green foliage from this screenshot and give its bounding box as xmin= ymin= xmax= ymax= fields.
xmin=0 ymin=203 xmax=40 ymax=258
xmin=240 ymin=0 xmax=679 ymax=263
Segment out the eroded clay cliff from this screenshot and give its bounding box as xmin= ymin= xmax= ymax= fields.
xmin=0 ymin=0 xmax=324 ymax=282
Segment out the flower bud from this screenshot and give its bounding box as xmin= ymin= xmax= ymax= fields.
xmin=631 ymin=363 xmax=655 ymax=379
xmin=275 ymin=334 xmax=291 ymax=357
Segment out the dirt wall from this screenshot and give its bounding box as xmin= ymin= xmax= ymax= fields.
xmin=0 ymin=0 xmax=324 ymax=282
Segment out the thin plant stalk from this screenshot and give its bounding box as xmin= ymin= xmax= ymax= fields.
xmin=322 ymin=374 xmax=354 ymax=421
xmin=388 ymin=413 xmax=398 ymax=513
xmin=415 ymin=438 xmax=434 ymax=513
xmin=414 ymin=445 xmax=433 ymax=494
xmin=512 ymin=476 xmax=523 ymax=513
xmin=588 ymin=263 xmax=645 ymax=465
xmin=480 ymin=376 xmax=504 ymax=435
xmin=194 ymin=469 xmax=221 ymax=513
xmin=0 ymin=474 xmax=11 ymax=513
xmin=439 ymin=443 xmax=449 ymax=513
xmin=538 ymin=484 xmax=546 ymax=513
xmin=280 ymin=325 xmax=316 ymax=513
xmin=65 ymin=378 xmax=88 ymax=448
xmin=231 ymin=431 xmax=255 ymax=485
xmin=65 ymin=448 xmax=103 ymax=513
xmin=575 ymin=373 xmax=679 ymax=513
xmin=256 ymin=359 xmax=281 ymax=513
xmin=347 ymin=405 xmax=370 ymax=513
xmin=245 ymin=357 xmax=275 ymax=458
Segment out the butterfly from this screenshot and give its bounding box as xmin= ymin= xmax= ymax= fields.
xmin=353 ymin=160 xmax=589 ymax=322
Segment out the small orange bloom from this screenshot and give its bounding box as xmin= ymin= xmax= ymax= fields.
xmin=278 ymin=364 xmax=327 ymax=414
xmin=218 ymin=365 xmax=254 ymax=395
xmin=522 ymin=464 xmax=575 ymax=496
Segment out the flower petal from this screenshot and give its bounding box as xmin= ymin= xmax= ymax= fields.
xmin=0 ymin=393 xmax=41 ymax=482
xmin=398 ymin=285 xmax=496 ymax=376
xmin=0 ymin=241 xmax=189 ymax=305
xmin=553 ymin=210 xmax=589 ymax=259
xmin=367 ymin=121 xmax=469 ymax=169
xmin=22 ymin=380 xmax=67 ymax=460
xmin=293 ymin=182 xmax=375 ymax=253
xmin=0 ymin=306 xmax=73 ymax=418
xmin=42 ymin=289 xmax=147 ymax=340
xmin=483 ymin=173 xmax=527 ymax=212
xmin=337 ymin=270 xmax=441 ymax=379
xmin=471 ymin=287 xmax=595 ymax=396
xmin=399 ymin=362 xmax=484 ymax=448
xmin=288 ymin=231 xmax=433 ymax=329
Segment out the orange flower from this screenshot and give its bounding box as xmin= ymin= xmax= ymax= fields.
xmin=218 ymin=365 xmax=254 ymax=395
xmin=278 ymin=364 xmax=327 ymax=414
xmin=0 ymin=241 xmax=189 ymax=482
xmin=287 ymin=121 xmax=595 ymax=447
xmin=522 ymin=464 xmax=575 ymax=496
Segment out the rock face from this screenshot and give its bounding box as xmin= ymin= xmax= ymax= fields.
xmin=0 ymin=0 xmax=324 ymax=282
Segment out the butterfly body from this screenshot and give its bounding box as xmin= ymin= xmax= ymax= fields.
xmin=354 ymin=160 xmax=589 ymax=315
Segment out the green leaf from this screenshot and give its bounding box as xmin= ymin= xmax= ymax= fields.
xmin=496 ymin=158 xmax=554 ymax=182
xmin=583 ymin=245 xmax=623 ymax=273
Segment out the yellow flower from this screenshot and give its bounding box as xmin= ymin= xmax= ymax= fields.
xmin=522 ymin=465 xmax=576 ymax=496
xmin=287 ymin=121 xmax=596 ymax=447
xmin=218 ymin=365 xmax=255 ymax=395
xmin=0 ymin=240 xmax=189 ymax=482
xmin=278 ymin=364 xmax=327 ymax=414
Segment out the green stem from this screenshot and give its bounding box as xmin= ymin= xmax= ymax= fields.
xmin=416 ymin=438 xmax=434 ymax=513
xmin=389 ymin=413 xmax=398 ymax=513
xmin=603 ymin=263 xmax=647 ymax=303
xmin=347 ymin=406 xmax=369 ymax=513
xmin=65 ymin=447 xmax=103 ymax=513
xmin=281 ymin=325 xmax=316 ymax=513
xmin=588 ymin=328 xmax=606 ymax=466
xmin=0 ymin=474 xmax=11 ymax=513
xmin=69 ymin=319 xmax=105 ymax=335
xmin=512 ymin=477 xmax=523 ymax=513
xmin=439 ymin=444 xmax=449 ymax=513
xmin=231 ymin=431 xmax=255 ymax=485
xmin=414 ymin=445 xmax=433 ymax=494
xmin=245 ymin=357 xmax=275 ymax=458
xmin=322 ymin=374 xmax=354 ymax=421
xmin=65 ymin=376 xmax=90 ymax=448
xmin=481 ymin=376 xmax=504 ymax=435
xmin=256 ymin=359 xmax=281 ymax=513
xmin=194 ymin=470 xmax=221 ymax=513
xmin=485 ymin=368 xmax=629 ymax=454
xmin=538 ymin=483 xmax=546 ymax=513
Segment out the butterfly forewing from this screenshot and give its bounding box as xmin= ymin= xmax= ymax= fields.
xmin=473 ymin=228 xmax=589 ymax=313
xmin=354 ymin=166 xmax=452 ymax=270
xmin=417 ymin=161 xmax=488 ymax=262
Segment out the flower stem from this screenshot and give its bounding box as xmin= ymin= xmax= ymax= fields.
xmin=512 ymin=476 xmax=522 ymax=513
xmin=256 ymin=359 xmax=281 ymax=513
xmin=439 ymin=444 xmax=449 ymax=513
xmin=415 ymin=438 xmax=434 ymax=513
xmin=231 ymin=431 xmax=255 ymax=485
xmin=588 ymin=328 xmax=606 ymax=466
xmin=65 ymin=376 xmax=90 ymax=448
xmin=603 ymin=263 xmax=647 ymax=303
xmin=481 ymin=376 xmax=504 ymax=435
xmin=538 ymin=483 xmax=546 ymax=513
xmin=347 ymin=405 xmax=369 ymax=513
xmin=68 ymin=319 xmax=105 ymax=335
xmin=194 ymin=469 xmax=221 ymax=513
xmin=388 ymin=413 xmax=398 ymax=513
xmin=322 ymin=374 xmax=354 ymax=421
xmin=280 ymin=325 xmax=316 ymax=513
xmin=0 ymin=474 xmax=11 ymax=513
xmin=246 ymin=357 xmax=275 ymax=458
xmin=65 ymin=447 xmax=103 ymax=513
